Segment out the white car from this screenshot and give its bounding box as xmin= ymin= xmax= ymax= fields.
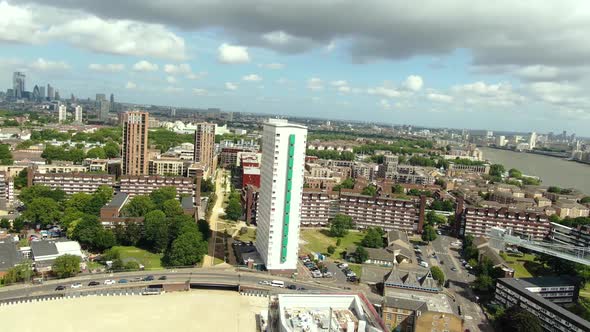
xmin=104 ymin=279 xmax=116 ymax=285
xmin=71 ymin=282 xmax=82 ymax=289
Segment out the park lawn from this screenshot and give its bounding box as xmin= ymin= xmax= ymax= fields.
xmin=112 ymin=246 xmax=163 ymax=270
xmin=503 ymin=253 xmax=545 ymax=278
xmin=236 ymin=227 xmax=256 ymax=243
xmin=300 ymin=229 xmax=364 ymax=258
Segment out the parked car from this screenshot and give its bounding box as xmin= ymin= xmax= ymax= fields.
xmin=103 ymin=279 xmax=116 ymax=285
xmin=118 ymin=279 xmax=128 ymax=284
xmin=88 ymin=281 xmax=100 ymax=286
xmin=71 ymin=282 xmax=82 ymax=289
xmin=158 ymin=275 xmax=167 ymax=280
xmin=323 ymin=272 xmax=333 ymax=278
xmin=55 ymin=285 xmax=66 ymax=291
xmin=451 ymin=267 xmax=458 ymax=272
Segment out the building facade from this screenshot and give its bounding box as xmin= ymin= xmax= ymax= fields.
xmin=300 ymin=189 xmax=338 ymax=227
xmin=255 ymin=119 xmax=307 ymax=272
xmin=122 ymin=111 xmax=149 ymax=175
xmin=74 ymin=105 xmax=83 ymax=123
xmin=550 ymin=222 xmax=590 ymax=247
xmin=193 ymin=122 xmax=216 ymax=174
xmin=119 ymin=175 xmax=195 ymax=198
xmin=31 ymin=172 xmax=115 ymax=195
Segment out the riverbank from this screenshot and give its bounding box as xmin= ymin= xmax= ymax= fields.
xmin=484 ymin=145 xmax=571 ymax=159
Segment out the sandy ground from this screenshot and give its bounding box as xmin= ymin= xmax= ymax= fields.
xmin=0 ymin=290 xmax=268 ymax=332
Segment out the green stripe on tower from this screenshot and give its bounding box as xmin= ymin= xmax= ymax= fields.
xmin=280 ymin=134 xmax=296 ymax=263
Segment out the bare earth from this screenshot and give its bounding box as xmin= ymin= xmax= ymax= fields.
xmin=0 ymin=290 xmax=268 ymax=332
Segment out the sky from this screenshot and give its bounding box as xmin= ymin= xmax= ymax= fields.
xmin=0 ymin=1 xmax=589 ymax=135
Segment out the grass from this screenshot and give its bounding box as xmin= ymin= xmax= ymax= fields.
xmin=111 ymin=246 xmax=163 ymax=270
xmin=86 ymin=260 xmax=104 ymax=271
xmin=502 ymin=253 xmax=549 ymax=278
xmin=235 ymin=227 xmax=256 ymax=243
xmin=213 ymin=257 xmax=225 ymax=265
xmin=349 ymin=264 xmax=363 ymax=278
xmin=300 ymin=229 xmax=364 ymax=258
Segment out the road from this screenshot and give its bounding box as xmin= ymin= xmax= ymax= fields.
xmin=202 ymin=170 xmax=227 ymax=267
xmin=431 ymin=233 xmax=493 ymax=332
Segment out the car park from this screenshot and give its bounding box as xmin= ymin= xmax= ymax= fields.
xmin=71 ymin=282 xmax=82 ymax=289
xmin=55 ymin=285 xmax=66 ymax=291
xmin=88 ymin=281 xmax=100 ymax=286
xmin=104 ymin=279 xmax=116 ymax=285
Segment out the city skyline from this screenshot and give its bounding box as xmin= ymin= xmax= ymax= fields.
xmin=1 ymin=1 xmax=590 ymax=135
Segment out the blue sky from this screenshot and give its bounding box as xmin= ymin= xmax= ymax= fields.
xmin=1 ymin=1 xmax=589 ymax=135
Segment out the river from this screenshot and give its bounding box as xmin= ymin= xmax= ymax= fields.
xmin=480 ymin=147 xmax=590 ymax=194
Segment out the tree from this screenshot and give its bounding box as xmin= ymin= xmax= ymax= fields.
xmin=426 ymin=211 xmax=447 ymax=225
xmin=149 ymin=187 xmax=177 ymax=210
xmin=0 ymin=218 xmax=10 ymax=229
xmin=164 ymin=231 xmax=208 ymax=266
xmin=329 ymin=214 xmax=354 ymax=237
xmin=93 ymin=228 xmax=117 ymax=251
xmin=581 ymin=197 xmax=590 ymax=204
xmin=14 ymin=168 xmax=27 ymax=189
xmin=225 ymin=197 xmax=243 ymax=220
xmin=496 ymin=305 xmax=542 ymax=332
xmin=2 ymin=260 xmax=33 ymax=284
xmin=86 ymin=147 xmax=106 ymax=159
xmin=103 ymin=142 xmax=120 ymax=158
xmin=124 ymin=222 xmax=143 ymax=246
xmin=66 ymin=193 xmax=93 ymax=212
xmin=547 ymin=186 xmax=562 ymax=193
xmin=122 ymin=195 xmax=156 ymax=217
xmin=85 ymin=185 xmax=114 ymax=215
xmin=197 ymin=219 xmax=211 ymax=241
xmin=474 ymin=274 xmax=494 ymax=292
xmin=200 ymin=178 xmax=215 ymax=193
xmin=11 ymin=217 xmax=25 ymax=232
xmin=52 ymin=254 xmax=81 ymax=278
xmin=430 ymin=266 xmax=445 ymax=286
xmin=421 ymin=225 xmax=437 ymax=242
xmin=392 ymin=184 xmax=404 ymax=194
xmin=124 ymin=261 xmax=140 ymax=270
xmin=0 ymin=144 xmax=13 ymax=165
xmin=19 ymin=185 xmax=66 ymax=204
xmin=508 ymin=168 xmax=523 ymax=178
xmin=361 ymin=185 xmax=378 ymax=196
xmin=162 ymin=199 xmax=183 ymax=217
xmin=143 ymin=210 xmax=169 ymax=253
xmin=489 ymin=164 xmax=505 ymax=177
xmin=354 ymin=246 xmax=369 ymax=263
xmin=334 ymin=178 xmax=355 ymax=191
xmin=327 ymin=245 xmax=336 ymax=255
xmin=361 ymin=227 xmax=385 ymax=248
xmin=22 ymin=197 xmax=61 ymax=227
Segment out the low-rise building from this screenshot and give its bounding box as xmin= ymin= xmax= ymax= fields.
xmin=30 ymin=240 xmax=85 ymax=273
xmin=554 ymin=201 xmax=590 ymax=218
xmin=120 ymin=175 xmax=195 ymax=198
xmin=383 ymin=265 xmax=440 ymax=295
xmin=300 ymin=189 xmax=338 ymax=227
xmin=30 ymin=172 xmax=116 ymax=195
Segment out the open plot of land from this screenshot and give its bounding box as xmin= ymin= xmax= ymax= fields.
xmin=112 ymin=246 xmax=163 ymax=270
xmin=235 ymin=227 xmax=256 ymax=243
xmin=502 ymin=253 xmax=551 ymax=278
xmin=300 ymin=228 xmax=364 ymax=258
xmin=0 ymin=290 xmax=268 ymax=332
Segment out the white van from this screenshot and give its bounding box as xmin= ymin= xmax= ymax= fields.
xmin=271 ymin=280 xmax=285 ymax=288
xmin=419 ymin=261 xmax=429 ymax=268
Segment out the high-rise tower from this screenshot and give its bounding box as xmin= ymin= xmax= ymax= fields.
xmin=12 ymin=72 xmax=25 ymax=99
xmin=193 ymin=123 xmax=216 ymax=174
xmin=255 ymin=119 xmax=307 ymax=272
xmin=122 ymin=111 xmax=149 ymax=175
xmin=58 ymin=103 xmax=67 ymax=123
xmin=74 ymin=105 xmax=83 ymax=123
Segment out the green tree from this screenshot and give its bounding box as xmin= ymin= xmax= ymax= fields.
xmin=547 ymin=186 xmax=562 ymax=193
xmin=85 ymin=185 xmax=114 ymax=215
xmin=162 ymin=199 xmax=183 ymax=217
xmin=421 ymin=225 xmax=437 ymax=242
xmin=11 ymin=217 xmax=25 ymax=232
xmin=2 ymin=260 xmax=33 ymax=284
xmin=66 ymin=193 xmax=93 ymax=212
xmin=124 ymin=261 xmax=140 ymax=270
xmin=86 ymin=147 xmax=106 ymax=159
xmin=361 ymin=227 xmax=384 ymax=248
xmin=143 ymin=210 xmax=169 ymax=253
xmin=225 ymin=198 xmax=243 ymax=220
xmin=361 ymin=184 xmax=378 ymax=196
xmin=474 ymin=274 xmax=494 ymax=292
xmin=508 ymin=168 xmax=523 ymax=178
xmin=122 ymin=195 xmax=156 ymax=217
xmin=103 ymin=142 xmax=120 ymax=158
xmin=581 ymin=197 xmax=590 ymax=204
xmin=489 ymin=164 xmax=505 ymax=177
xmin=14 ymin=168 xmax=28 ymax=189
xmin=0 ymin=144 xmax=13 ymax=165
xmin=19 ymin=185 xmax=66 ymax=204
xmin=0 ymin=218 xmax=10 ymax=229
xmin=93 ymin=229 xmax=117 ymax=251
xmin=327 ymin=245 xmax=336 ymax=255
xmin=430 ymin=266 xmax=445 ymax=286
xmin=392 ymin=184 xmax=404 ymax=194
xmin=149 ymin=187 xmax=177 ymax=210
xmin=124 ymin=222 xmax=143 ymax=246
xmin=496 ymin=305 xmax=542 ymax=332
xmin=197 ymin=219 xmax=211 ymax=241
xmin=354 ymin=246 xmax=369 ymax=263
xmin=200 ymin=178 xmax=215 ymax=193
xmin=329 ymin=214 xmax=354 ymax=237
xmin=164 ymin=231 xmax=208 ymax=266
xmin=52 ymin=254 xmax=81 ymax=278
xmin=22 ymin=197 xmax=61 ymax=227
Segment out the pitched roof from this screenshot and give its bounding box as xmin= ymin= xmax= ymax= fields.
xmin=0 ymin=240 xmax=23 ymax=271
xmin=383 ymin=296 xmax=428 ymax=311
xmin=384 ymin=264 xmax=440 ymax=292
xmin=30 ymin=240 xmax=58 ymax=258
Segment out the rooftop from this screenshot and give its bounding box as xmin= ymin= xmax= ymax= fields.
xmin=105 ymin=192 xmax=129 ymax=209
xmin=0 ymin=240 xmax=23 ymax=272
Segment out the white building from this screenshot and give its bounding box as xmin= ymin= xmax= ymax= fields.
xmin=495 ymin=135 xmax=506 ymax=147
xmin=74 ymin=105 xmax=83 ymax=123
xmin=58 ymin=103 xmax=67 ymax=123
xmin=528 ymin=132 xmax=537 ymax=150
xmin=255 ymin=119 xmax=307 ymax=272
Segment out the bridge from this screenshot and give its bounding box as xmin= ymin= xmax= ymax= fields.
xmin=488 ymin=228 xmax=590 ymax=266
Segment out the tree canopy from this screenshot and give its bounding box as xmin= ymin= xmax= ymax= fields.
xmin=430 ymin=266 xmax=445 ymax=286
xmin=52 ymin=254 xmax=81 ymax=278
xmin=496 ymin=305 xmax=542 ymax=332
xmin=329 ymin=214 xmax=354 ymax=237
xmin=421 ymin=225 xmax=437 ymax=242
xmin=361 ymin=227 xmax=384 ymax=248
xmin=122 ymin=195 xmax=156 ymax=217
xmin=489 ymin=164 xmax=505 ymax=177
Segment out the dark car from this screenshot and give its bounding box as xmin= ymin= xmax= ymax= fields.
xmin=287 ymin=285 xmax=297 ymax=290
xmin=88 ymin=281 xmax=100 ymax=286
xmin=158 ymin=275 xmax=167 ymax=280
xmin=144 ymin=275 xmax=155 ymax=281
xmin=55 ymin=285 xmax=66 ymax=291
xmin=118 ymin=279 xmax=128 ymax=283
xmin=297 ymin=287 xmax=306 ymax=291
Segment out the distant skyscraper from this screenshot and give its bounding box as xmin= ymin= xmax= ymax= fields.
xmin=98 ymin=100 xmax=110 ymax=122
xmin=122 ymin=111 xmax=149 ymax=175
xmin=12 ymin=72 xmax=25 ymax=99
xmin=96 ymin=93 xmax=106 ymax=102
xmin=58 ymin=103 xmax=67 ymax=123
xmin=54 ymin=90 xmax=60 ymax=100
xmin=32 ymin=85 xmax=40 ymax=101
xmin=496 ymin=135 xmax=507 ymax=147
xmin=39 ymin=86 xmax=45 ymax=99
xmin=528 ymin=132 xmax=537 ymax=150
xmin=255 ymin=119 xmax=307 ymax=272
xmin=74 ymin=105 xmax=83 ymax=123
xmin=47 ymin=84 xmax=55 ymax=100
xmin=193 ymin=123 xmax=216 ymax=174
xmin=110 ymin=93 xmax=115 ymax=113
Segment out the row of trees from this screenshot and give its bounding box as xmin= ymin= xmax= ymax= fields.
xmin=305 ymin=149 xmax=355 ymax=161
xmin=42 ymin=141 xmax=120 ymax=163
xmin=0 ymin=144 xmax=13 ymax=165
xmin=225 ymin=190 xmax=243 ymax=220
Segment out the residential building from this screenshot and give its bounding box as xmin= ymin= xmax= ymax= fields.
xmin=392 ymin=165 xmax=436 ymax=185
xmin=554 ymin=201 xmax=590 ymax=218
xmin=255 ymin=119 xmax=307 ymax=273
xmin=242 ymin=165 xmax=261 ymax=188
xmin=58 ymin=103 xmax=67 ymax=123
xmin=447 ymin=163 xmax=490 ymax=176
xmin=99 ymin=192 xmax=143 ymax=228
xmin=149 ymin=157 xmax=188 ymax=177
xmin=300 ymin=188 xmax=338 ymax=227
xmin=0 ymin=240 xmax=23 ymax=278
xmin=219 ymin=146 xmax=259 ymax=168
xmin=352 ymin=162 xmax=376 ymax=180
xmin=193 ymin=122 xmax=216 ymax=174
xmin=496 ymin=135 xmax=507 ymax=147
xmin=339 ymin=192 xmax=426 ymax=233
xmin=30 ymin=172 xmax=115 ymax=195
xmin=74 ymin=105 xmax=83 ymax=123
xmin=414 ymin=312 xmax=464 ymax=332
xmin=119 ymin=175 xmax=195 ymax=198
xmin=381 ymin=293 xmax=459 ymax=332
xmin=122 ymin=111 xmax=149 ymax=175
xmin=382 ymin=296 xmax=426 ymax=332
xmin=0 ymin=172 xmax=14 ymax=208
xmin=456 ymin=204 xmax=551 ymax=241
xmin=383 ymin=265 xmax=440 ymax=295
xmin=495 ymin=277 xmax=590 ymax=332
xmin=550 ymin=222 xmax=590 ymax=247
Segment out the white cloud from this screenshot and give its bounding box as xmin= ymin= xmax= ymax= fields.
xmin=403 ymin=75 xmax=424 ymax=91
xmin=259 ymin=63 xmax=284 ymax=70
xmin=166 ymin=76 xmax=177 ymax=83
xmin=225 ymin=82 xmax=238 ymax=90
xmin=379 ymin=99 xmax=393 ymax=110
xmin=30 ymin=58 xmax=70 ymax=71
xmin=218 ymin=43 xmax=250 ymax=64
xmin=331 ymin=80 xmax=348 ymax=87
xmin=367 ymin=86 xmax=401 ymax=98
xmin=125 ymin=81 xmax=137 ymax=89
xmin=242 ymin=74 xmax=262 ymax=82
xmin=324 ymin=41 xmax=336 ymax=53
xmin=164 ymin=86 xmax=184 ymax=93
xmin=527 ymin=82 xmax=582 ymax=105
xmin=452 ymin=81 xmax=525 ymax=106
xmin=89 ymin=63 xmax=124 ymax=72
xmin=427 ymin=93 xmax=454 ymax=103
xmin=262 ymin=31 xmax=295 ymax=46
xmin=132 ymin=60 xmax=159 ymax=72
xmin=307 ymin=77 xmax=324 ymax=91
xmin=186 ymin=72 xmax=207 ymax=80
xmin=164 ymin=63 xmax=192 ymax=75
xmin=192 ymin=88 xmax=208 ymax=96
xmin=338 ymin=86 xmax=352 ymax=93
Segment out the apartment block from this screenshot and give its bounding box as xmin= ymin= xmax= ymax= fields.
xmin=553 ymin=201 xmax=590 ymax=218
xmin=193 ymin=122 xmax=216 ymax=174
xmin=120 ymin=175 xmax=195 ymax=198
xmin=447 ymin=163 xmax=490 ymax=175
xmin=219 ymin=146 xmax=259 ymax=168
xmin=550 ymin=222 xmax=590 ymax=247
xmin=457 ymin=205 xmax=551 ymax=240
xmin=31 ymin=172 xmax=115 ymax=195
xmin=122 ymin=111 xmax=149 ymax=175
xmin=339 ymin=192 xmax=426 ymax=233
xmin=149 ymin=157 xmax=188 ymax=177
xmin=300 ymin=188 xmax=339 ymax=227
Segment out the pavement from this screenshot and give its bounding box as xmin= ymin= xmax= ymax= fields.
xmin=202 ymin=170 xmax=228 ymax=267
xmin=431 ymin=232 xmax=493 ymax=332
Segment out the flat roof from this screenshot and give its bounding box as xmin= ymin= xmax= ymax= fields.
xmin=0 ymin=240 xmax=23 ymax=271
xmin=181 ymin=196 xmax=194 ymax=209
xmin=105 ymin=192 xmax=129 ymax=209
